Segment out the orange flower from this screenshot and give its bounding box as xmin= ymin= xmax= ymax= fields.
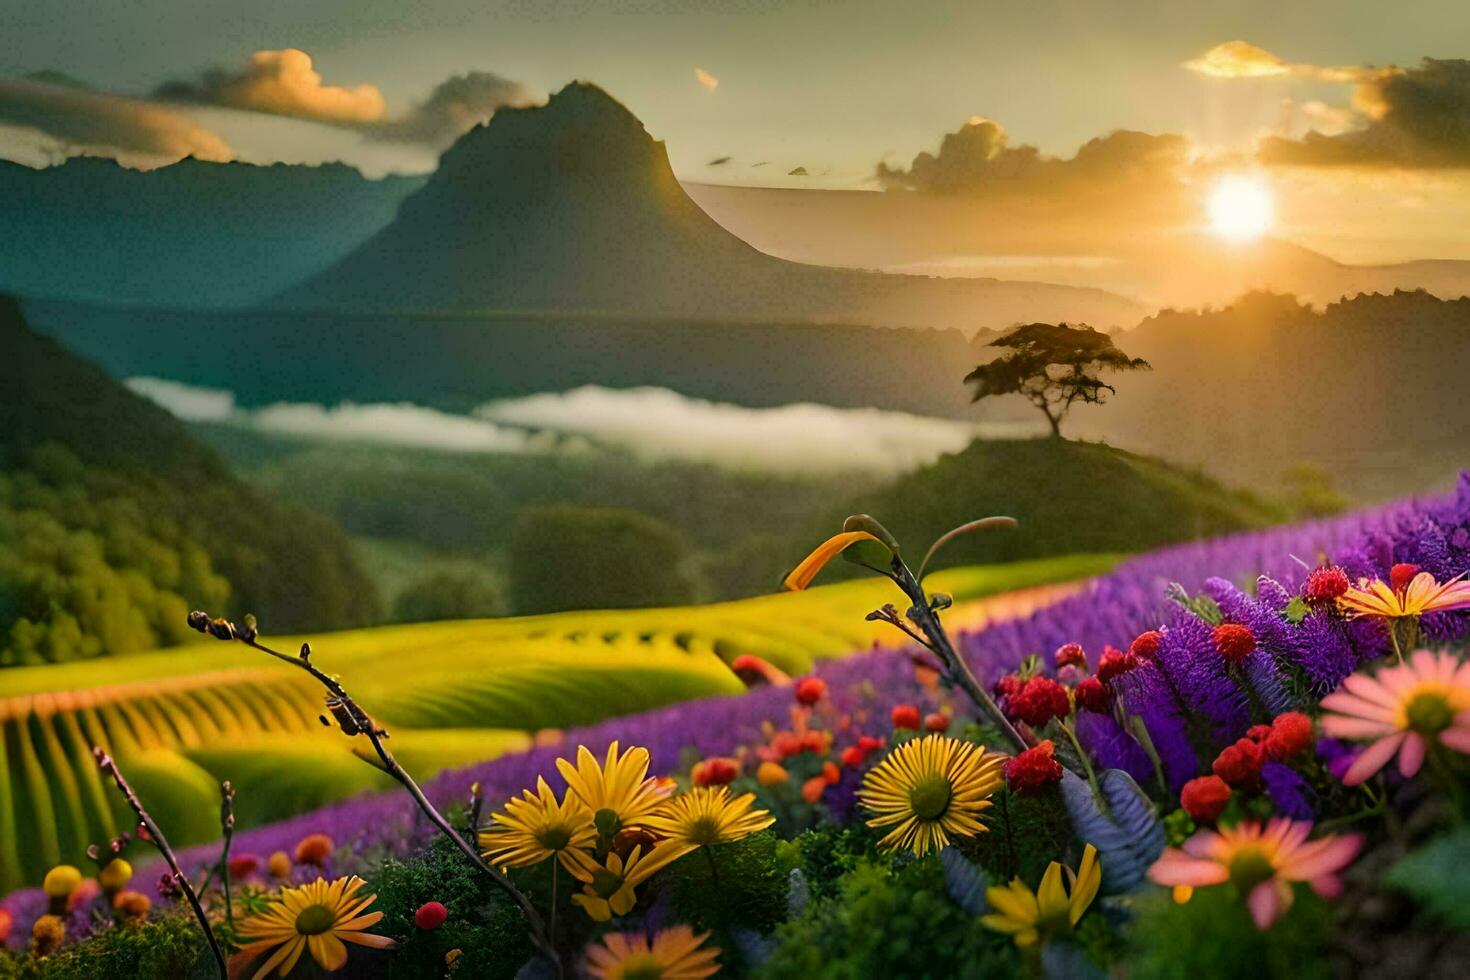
xmin=1147 ymin=819 xmax=1361 ymax=929
xmin=294 ymin=834 xmax=334 ymax=867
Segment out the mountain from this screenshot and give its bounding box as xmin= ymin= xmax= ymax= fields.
xmin=0 ymin=295 xmax=380 ymax=664
xmin=0 ymin=157 xmax=422 ymax=306
xmin=686 ymin=183 xmax=1470 ymax=311
xmin=278 ymin=83 xmax=1146 ymax=331
xmin=815 ymin=439 xmax=1282 ymax=576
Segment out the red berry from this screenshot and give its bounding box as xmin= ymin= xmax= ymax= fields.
xmin=891 ymin=704 xmax=922 ymax=730
xmin=1265 ymin=712 xmax=1315 ymax=761
xmin=1129 ymin=630 xmax=1162 ymax=663
xmin=226 ymin=854 xmax=260 ymax=879
xmin=1006 ymin=677 xmax=1071 ymax=728
xmin=772 ymin=732 xmax=803 ymax=758
xmin=923 ymin=712 xmax=950 ymax=733
xmin=857 ymin=735 xmax=885 ymax=753
xmin=1212 ymin=624 xmax=1256 ymax=664
xmin=1074 ymin=676 xmax=1110 ymax=713
xmin=1005 ymin=741 xmax=1064 ymax=795
xmin=801 ymin=730 xmax=828 ymax=754
xmin=1212 ymin=737 xmax=1264 ymax=788
xmin=1053 ymin=643 xmax=1087 ymax=670
xmin=415 ymin=901 xmax=447 ymax=930
xmin=1096 ymin=647 xmax=1133 ymax=683
xmin=1303 ymin=566 xmax=1350 ymax=605
xmin=1246 ymin=725 xmax=1272 ymax=742
xmin=840 ymin=745 xmax=866 ymax=767
xmin=692 ymin=757 xmax=739 ymax=786
xmin=1179 ymin=775 xmax=1232 ymax=823
xmin=1390 ymin=563 xmax=1421 ymax=593
xmin=993 ymin=675 xmax=1023 ymax=700
xmin=794 ymin=676 xmax=827 ymax=706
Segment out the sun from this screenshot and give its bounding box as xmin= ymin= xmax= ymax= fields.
xmin=1207 ymin=176 xmax=1274 ymax=242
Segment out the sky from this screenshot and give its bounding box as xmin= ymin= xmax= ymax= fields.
xmin=1 ymin=0 xmax=1467 ymax=263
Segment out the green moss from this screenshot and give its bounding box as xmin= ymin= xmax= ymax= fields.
xmin=0 ymin=915 xmax=204 ymax=980
xmin=960 ymin=788 xmax=1075 ymax=886
xmin=1128 ymin=883 xmax=1335 ymax=980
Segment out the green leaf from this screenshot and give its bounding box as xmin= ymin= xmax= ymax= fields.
xmin=916 ymin=516 xmax=1018 ymax=579
xmin=1382 ymin=828 xmax=1470 ymax=928
xmin=842 ymin=514 xmax=902 ymax=555
xmin=1283 ymin=596 xmax=1310 ymax=625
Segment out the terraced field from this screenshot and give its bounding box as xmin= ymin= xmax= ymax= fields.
xmin=0 ymin=554 xmax=1111 ymax=892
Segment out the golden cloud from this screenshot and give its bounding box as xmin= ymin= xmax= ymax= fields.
xmin=695 ymin=67 xmax=719 ymax=91
xmin=157 ymin=48 xmax=386 ymax=124
xmin=0 ymin=78 xmax=231 ymax=167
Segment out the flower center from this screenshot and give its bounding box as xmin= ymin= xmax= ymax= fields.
xmin=619 ymin=953 xmax=666 ymax=980
xmin=688 ymin=816 xmax=723 ymax=847
xmin=907 ymin=773 xmax=952 ymax=821
xmin=594 ymin=808 xmax=622 ymax=839
xmin=1405 ymin=691 xmax=1453 ymax=735
xmin=294 ymin=903 xmax=336 ymax=936
xmin=591 ymin=868 xmax=625 ymax=899
xmin=536 ymin=823 xmax=573 ymax=852
xmin=1227 ymin=847 xmax=1276 ymax=892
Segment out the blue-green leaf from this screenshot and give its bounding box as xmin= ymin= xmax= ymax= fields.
xmin=940 ymin=845 xmax=989 ymax=915
xmin=1382 ymin=828 xmax=1470 ymax=928
xmin=1059 ymin=768 xmax=1165 ymax=894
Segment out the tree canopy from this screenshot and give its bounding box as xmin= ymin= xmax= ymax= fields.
xmin=964 ymin=322 xmax=1150 ymax=437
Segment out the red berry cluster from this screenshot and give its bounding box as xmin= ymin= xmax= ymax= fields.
xmin=1053 ymin=642 xmax=1087 ymax=670
xmin=1005 ymin=676 xmax=1071 ymax=727
xmin=1096 ymin=645 xmax=1135 ymax=683
xmin=1128 ymin=630 xmax=1162 ymax=663
xmin=1179 ymin=774 xmax=1232 ymax=823
xmin=1209 ymin=711 xmax=1316 ymax=792
xmin=1212 ymin=623 xmax=1257 ymax=664
xmin=840 ymin=734 xmax=887 ymax=768
xmin=1389 ymin=562 xmax=1421 ymax=593
xmin=1303 ymin=566 xmax=1350 ymax=605
xmin=692 ymin=757 xmax=740 ymax=786
xmin=891 ymin=704 xmax=923 ymax=730
xmin=794 ymin=676 xmax=827 ymax=706
xmin=1005 ymin=740 xmax=1064 ymax=795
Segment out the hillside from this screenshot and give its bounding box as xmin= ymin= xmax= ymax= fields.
xmin=277 ymin=82 xmax=1146 ymax=331
xmin=819 ymin=439 xmax=1284 ymax=573
xmin=0 ymin=157 xmax=421 ymax=307
xmin=0 ymin=295 xmax=380 ymax=664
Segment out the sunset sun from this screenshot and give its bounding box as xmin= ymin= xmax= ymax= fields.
xmin=1207 ymin=176 xmax=1274 ymax=242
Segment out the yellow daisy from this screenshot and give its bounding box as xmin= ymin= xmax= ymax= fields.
xmin=233 ymin=876 xmax=394 ymax=978
xmin=556 ymin=742 xmax=672 ymax=835
xmin=564 ymin=841 xmax=695 ymax=921
xmin=479 ymin=776 xmax=596 ymax=870
xmin=646 ymin=787 xmax=775 ymax=848
xmin=981 ymin=844 xmax=1101 ymax=947
xmin=584 ymin=925 xmax=722 ymax=979
xmin=857 ymin=733 xmax=1004 ymax=856
xmin=1338 ymin=571 xmax=1470 ymax=619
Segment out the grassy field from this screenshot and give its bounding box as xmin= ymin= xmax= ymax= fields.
xmin=0 ymin=553 xmax=1113 ymax=893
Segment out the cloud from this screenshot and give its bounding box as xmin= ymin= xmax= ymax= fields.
xmin=1259 ymin=58 xmax=1470 ymax=168
xmin=474 ymin=386 xmax=997 ymax=475
xmin=876 ymin=116 xmax=1188 ymax=195
xmin=156 ymin=48 xmax=386 ymax=124
xmin=129 ymin=378 xmax=1010 ymax=476
xmin=368 ymin=71 xmax=534 ymax=148
xmin=0 ymin=78 xmax=231 ymax=167
xmin=1183 ymin=40 xmax=1387 ymax=84
xmin=694 ymin=67 xmax=719 ymax=91
xmin=127 ymin=377 xmax=545 ymax=454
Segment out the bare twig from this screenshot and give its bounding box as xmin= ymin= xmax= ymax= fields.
xmin=218 ymin=780 xmax=236 ymax=932
xmin=93 ymin=746 xmax=227 ymax=979
xmin=188 ymin=612 xmax=561 ymax=974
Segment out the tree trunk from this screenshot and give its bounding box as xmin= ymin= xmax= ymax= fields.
xmin=1044 ymin=410 xmax=1063 ymax=439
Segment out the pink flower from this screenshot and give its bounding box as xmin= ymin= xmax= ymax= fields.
xmin=1319 ymin=649 xmax=1470 ymax=785
xmin=1147 ymin=818 xmax=1362 ymax=929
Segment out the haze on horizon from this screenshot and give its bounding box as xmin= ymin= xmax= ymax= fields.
xmin=1 ymin=0 xmax=1468 ymax=267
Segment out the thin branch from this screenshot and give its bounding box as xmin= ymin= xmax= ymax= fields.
xmin=218 ymin=780 xmax=236 ymax=933
xmin=188 ymin=612 xmax=562 ymax=975
xmin=93 ymin=747 xmax=227 ymax=979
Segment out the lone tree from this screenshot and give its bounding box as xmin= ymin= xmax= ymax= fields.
xmin=964 ymin=322 xmax=1150 ymax=438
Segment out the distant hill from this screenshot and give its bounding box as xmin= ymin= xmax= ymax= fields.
xmin=817 ymin=439 xmax=1283 ymax=574
xmin=1062 ymin=290 xmax=1470 ymax=501
xmin=278 ymin=82 xmax=1146 ymax=331
xmin=687 ymin=183 xmax=1470 ymax=310
xmin=0 ymin=157 xmax=421 ymax=306
xmin=0 ymin=295 xmax=380 ymax=664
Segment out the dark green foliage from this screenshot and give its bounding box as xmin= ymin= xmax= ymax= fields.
xmin=1382 ymin=827 xmax=1470 ymax=929
xmin=0 ymin=299 xmax=380 ymax=664
xmin=392 ymin=570 xmax=503 ymax=623
xmin=0 ymin=915 xmax=205 ymax=979
xmin=370 ymin=835 xmax=536 ymax=980
xmin=961 ymin=788 xmax=1076 ymax=887
xmin=783 ymin=824 xmax=885 ymax=903
xmin=1128 ymin=884 xmax=1335 ymax=980
xmin=508 ymin=505 xmax=697 ymax=615
xmin=965 ymin=323 xmax=1150 ymax=438
xmin=759 ymin=855 xmax=1016 ymax=980
xmin=824 ymin=440 xmax=1281 ymax=575
xmin=657 ymin=832 xmax=797 ymax=969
